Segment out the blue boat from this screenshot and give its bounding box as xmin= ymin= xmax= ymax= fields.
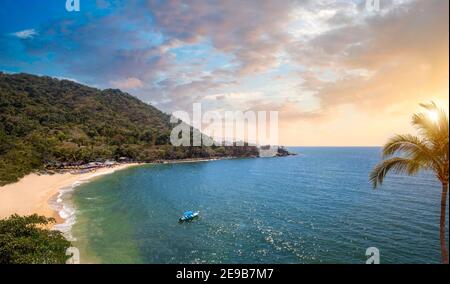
xmin=179 ymin=211 xmax=199 ymax=222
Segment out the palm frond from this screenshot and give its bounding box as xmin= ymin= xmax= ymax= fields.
xmin=369 ymin=157 xmax=423 ymax=188
xmin=412 ymin=113 xmax=440 ymax=142
xmin=382 ymin=134 xmax=433 ymax=159
xmin=438 ymin=108 xmax=449 ymax=139
xmin=419 ymin=101 xmax=439 ymax=111
xmin=423 ymin=102 xmax=450 ymax=134
xmin=412 ymin=102 xmax=449 ymax=146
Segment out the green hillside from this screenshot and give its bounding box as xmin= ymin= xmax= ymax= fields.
xmin=0 ymin=73 xmax=258 ymax=185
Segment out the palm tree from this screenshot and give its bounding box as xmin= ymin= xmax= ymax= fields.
xmin=370 ymin=102 xmax=449 ymax=264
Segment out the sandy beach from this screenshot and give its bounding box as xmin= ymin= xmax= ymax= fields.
xmin=0 ymin=158 xmax=224 ymax=223
xmin=0 ymin=163 xmax=140 ymax=222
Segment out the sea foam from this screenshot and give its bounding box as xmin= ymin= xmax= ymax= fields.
xmin=48 ymin=166 xmax=128 ymax=242
xmin=48 ymin=181 xmax=85 ymax=241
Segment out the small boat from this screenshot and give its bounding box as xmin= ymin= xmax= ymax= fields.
xmin=179 ymin=211 xmax=199 ymax=222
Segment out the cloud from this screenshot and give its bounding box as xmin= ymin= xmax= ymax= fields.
xmin=146 ymin=0 xmax=296 ymax=75
xmin=110 ymin=77 xmax=144 ymax=89
xmin=18 ymin=9 xmax=174 ymax=85
xmin=9 ymin=1 xmax=298 ymax=110
xmin=290 ymin=0 xmax=449 ymax=115
xmin=142 ymin=75 xmax=238 ymax=112
xmin=56 ymin=76 xmax=80 ymax=83
xmin=2 ymin=0 xmax=448 ymax=146
xmin=10 ymin=29 xmax=37 ymax=39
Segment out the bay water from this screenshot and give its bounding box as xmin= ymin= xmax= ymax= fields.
xmin=69 ymin=147 xmax=448 ymax=263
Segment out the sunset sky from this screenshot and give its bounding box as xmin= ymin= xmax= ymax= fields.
xmin=0 ymin=0 xmax=448 ymax=146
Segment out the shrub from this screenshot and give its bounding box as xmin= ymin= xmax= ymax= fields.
xmin=0 ymin=214 xmax=71 ymax=264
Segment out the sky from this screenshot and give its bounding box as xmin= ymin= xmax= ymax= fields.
xmin=0 ymin=0 xmax=448 ymax=146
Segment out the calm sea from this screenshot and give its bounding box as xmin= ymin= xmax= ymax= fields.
xmin=68 ymin=147 xmax=448 ymax=263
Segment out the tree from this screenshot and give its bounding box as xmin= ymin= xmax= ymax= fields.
xmin=0 ymin=73 xmax=259 ymax=185
xmin=370 ymin=102 xmax=449 ymax=264
xmin=0 ymin=214 xmax=72 ymax=264
xmin=141 ymin=129 xmax=154 ymax=144
xmin=155 ymin=131 xmax=170 ymax=145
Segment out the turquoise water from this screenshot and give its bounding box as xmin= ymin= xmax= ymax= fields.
xmin=70 ymin=147 xmax=448 ymax=264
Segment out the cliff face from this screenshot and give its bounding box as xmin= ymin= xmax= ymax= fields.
xmin=0 ymin=73 xmax=258 ymax=185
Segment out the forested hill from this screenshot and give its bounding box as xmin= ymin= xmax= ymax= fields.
xmin=0 ymin=73 xmax=258 ymax=185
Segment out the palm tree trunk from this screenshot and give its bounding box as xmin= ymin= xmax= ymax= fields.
xmin=440 ymin=181 xmax=449 ymax=264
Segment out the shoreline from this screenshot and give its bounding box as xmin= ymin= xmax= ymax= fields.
xmin=0 ymin=163 xmax=141 ymax=224
xmin=0 ymin=156 xmax=243 ymax=253
xmin=0 ymin=157 xmax=230 ymax=263
xmin=0 ymin=157 xmax=238 ymax=224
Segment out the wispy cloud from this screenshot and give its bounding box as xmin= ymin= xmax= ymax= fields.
xmin=10 ymin=29 xmax=37 ymax=39
xmin=110 ymin=77 xmax=144 ymax=90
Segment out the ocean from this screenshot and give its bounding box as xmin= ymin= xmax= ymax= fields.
xmin=62 ymin=147 xmax=448 ymax=264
